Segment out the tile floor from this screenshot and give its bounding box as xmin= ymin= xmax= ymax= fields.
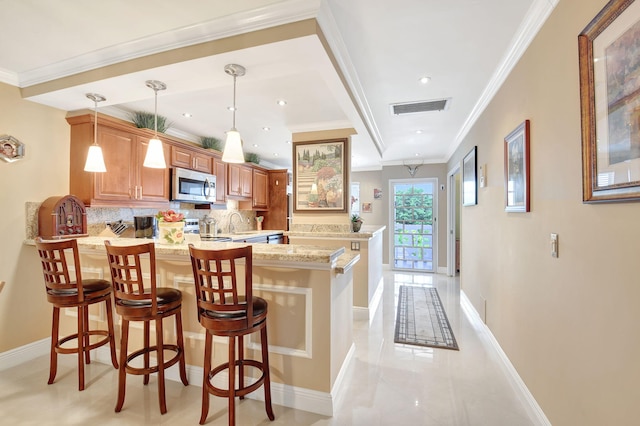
xmin=0 ymin=271 xmax=542 ymax=425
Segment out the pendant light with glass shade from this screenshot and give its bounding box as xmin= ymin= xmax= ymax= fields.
xmin=143 ymin=80 xmax=167 ymax=168
xmin=222 ymin=64 xmax=246 ymax=163
xmin=84 ymin=93 xmax=107 ymax=172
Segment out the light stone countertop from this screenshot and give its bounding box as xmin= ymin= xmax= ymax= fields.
xmin=285 ymin=225 xmax=386 ymax=240
xmin=26 ymin=236 xmax=359 ymax=273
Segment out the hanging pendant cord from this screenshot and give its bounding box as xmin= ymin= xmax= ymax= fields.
xmin=232 ymin=74 xmax=237 ymax=130
xmin=154 ymin=89 xmax=158 ymax=137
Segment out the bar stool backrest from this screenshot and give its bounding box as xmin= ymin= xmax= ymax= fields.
xmin=104 ymin=241 xmax=159 ymax=316
xmin=188 ymin=245 xmax=254 ymax=333
xmin=35 ymin=237 xmax=84 ymax=300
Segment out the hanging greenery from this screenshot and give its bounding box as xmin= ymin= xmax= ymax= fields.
xmin=200 ymin=136 xmax=222 ymax=151
xmin=130 ymin=111 xmax=170 ymax=133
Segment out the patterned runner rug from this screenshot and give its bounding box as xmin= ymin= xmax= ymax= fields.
xmin=394 ymin=286 xmax=459 ymax=350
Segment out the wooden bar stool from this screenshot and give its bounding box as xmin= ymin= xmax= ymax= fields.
xmin=104 ymin=241 xmax=188 ymax=414
xmin=188 ymin=244 xmax=274 ymax=425
xmin=35 ymin=237 xmax=119 ymax=391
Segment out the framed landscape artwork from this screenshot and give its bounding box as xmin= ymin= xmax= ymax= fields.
xmin=293 ymin=138 xmax=348 ymax=213
xmin=579 ymin=0 xmax=640 ymax=202
xmin=462 ymin=146 xmax=477 ymax=206
xmin=504 ymin=120 xmax=530 ymax=212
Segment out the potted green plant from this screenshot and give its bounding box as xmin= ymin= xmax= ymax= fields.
xmin=351 ymin=213 xmax=363 ymax=232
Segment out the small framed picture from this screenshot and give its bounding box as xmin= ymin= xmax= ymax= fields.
xmin=374 ymin=188 xmax=382 ymax=199
xmin=0 ymin=135 xmax=25 ymax=163
xmin=362 ymin=202 xmax=372 ymax=213
xmin=462 ymin=146 xmax=477 ymax=206
xmin=504 ymin=120 xmax=530 ymax=212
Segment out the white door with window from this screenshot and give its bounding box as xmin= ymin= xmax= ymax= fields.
xmin=390 ymin=179 xmax=437 ymax=272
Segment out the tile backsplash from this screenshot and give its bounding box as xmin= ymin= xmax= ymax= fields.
xmin=26 ymin=202 xmax=256 ymax=240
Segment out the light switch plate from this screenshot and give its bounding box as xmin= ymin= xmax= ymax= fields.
xmin=551 ymin=233 xmax=558 ymax=258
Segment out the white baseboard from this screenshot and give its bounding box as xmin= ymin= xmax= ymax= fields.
xmin=352 ymin=306 xmax=369 ymax=321
xmin=0 ymin=338 xmax=50 ymax=371
xmin=352 ymin=277 xmax=383 ymax=325
xmin=437 ymin=266 xmax=447 ymax=274
xmin=459 ymin=291 xmax=551 ymax=426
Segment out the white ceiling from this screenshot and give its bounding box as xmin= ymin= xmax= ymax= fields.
xmin=0 ymin=0 xmax=557 ymax=171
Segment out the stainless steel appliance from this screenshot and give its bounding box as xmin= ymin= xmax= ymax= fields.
xmin=171 ymin=167 xmax=216 ymax=203
xmin=133 ymin=215 xmax=156 ymax=238
xmin=199 ymin=214 xmax=218 ymax=239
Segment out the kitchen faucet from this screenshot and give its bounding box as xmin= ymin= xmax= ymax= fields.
xmin=228 ymin=212 xmax=243 ymax=234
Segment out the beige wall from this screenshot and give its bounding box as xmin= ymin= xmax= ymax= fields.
xmin=447 ymin=1 xmax=640 ymax=424
xmin=0 ymin=82 xmax=70 ymax=352
xmin=352 ymin=163 xmax=448 ymax=267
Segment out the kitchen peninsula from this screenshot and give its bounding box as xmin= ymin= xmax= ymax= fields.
xmin=287 ymin=224 xmax=385 ymax=322
xmin=28 ymin=236 xmax=359 ymax=416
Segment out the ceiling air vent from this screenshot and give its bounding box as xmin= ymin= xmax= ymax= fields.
xmin=390 ymin=98 xmax=451 ymax=115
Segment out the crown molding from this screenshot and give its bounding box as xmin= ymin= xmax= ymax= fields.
xmin=15 ymin=0 xmax=321 ymax=88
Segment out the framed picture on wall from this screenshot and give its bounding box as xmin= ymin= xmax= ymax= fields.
xmin=579 ymin=0 xmax=640 ymax=202
xmin=462 ymin=146 xmax=477 ymax=206
xmin=504 ymin=120 xmax=530 ymax=212
xmin=0 ymin=135 xmax=25 ymax=163
xmin=293 ymin=138 xmax=348 ymax=213
xmin=362 ymin=202 xmax=372 ymax=213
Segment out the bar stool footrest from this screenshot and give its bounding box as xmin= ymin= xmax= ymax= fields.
xmin=124 ymin=344 xmax=184 ymax=376
xmin=55 ymin=330 xmax=112 ymax=354
xmin=205 ymin=359 xmax=267 ymax=398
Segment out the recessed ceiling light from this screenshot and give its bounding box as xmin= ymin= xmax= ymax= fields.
xmin=277 ymin=100 xmax=287 ymax=106
xmin=262 ymin=127 xmax=270 ymax=131
xmin=182 ymin=112 xmax=192 ymax=118
xmin=416 ymin=130 xmax=423 ymax=134
xmin=227 ymin=106 xmax=236 ymax=111
xmin=252 ymin=144 xmax=259 ymax=148
xmin=419 ymin=76 xmax=431 ymax=84
xmin=286 ymin=140 xmax=291 ymax=144
xmin=415 ymin=153 xmax=421 ymax=156
xmin=273 ymin=153 xmax=279 ymax=156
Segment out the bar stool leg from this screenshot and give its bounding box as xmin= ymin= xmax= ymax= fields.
xmin=176 ymin=311 xmax=189 ymax=385
xmin=143 ymin=321 xmax=150 ymax=385
xmin=200 ymin=331 xmax=212 ymax=425
xmin=156 ymin=318 xmax=167 ymax=414
xmin=77 ymin=305 xmax=85 ymax=391
xmin=48 ymin=307 xmax=59 ymax=385
xmin=115 ymin=320 xmax=130 ymax=413
xmin=262 ymin=325 xmax=275 ymax=420
xmin=83 ymin=306 xmax=91 ymax=365
xmin=238 ymin=336 xmax=244 ymax=400
xmin=229 ymin=335 xmax=236 ymax=426
xmin=105 ymin=298 xmax=119 ymax=369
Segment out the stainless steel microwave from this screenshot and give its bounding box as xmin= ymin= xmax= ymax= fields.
xmin=171 ymin=167 xmax=216 ymax=203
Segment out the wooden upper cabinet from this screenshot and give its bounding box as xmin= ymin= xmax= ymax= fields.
xmin=252 ymin=168 xmax=269 ymax=210
xmin=68 ymin=114 xmax=170 ymax=208
xmin=170 ymin=145 xmax=212 ymax=173
xmin=213 ymin=157 xmax=227 ymax=203
xmin=136 ymin=136 xmax=170 ymax=202
xmin=227 ymin=163 xmax=252 ymax=198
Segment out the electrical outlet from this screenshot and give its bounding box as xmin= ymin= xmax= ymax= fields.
xmin=551 ymin=233 xmax=558 ymax=258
